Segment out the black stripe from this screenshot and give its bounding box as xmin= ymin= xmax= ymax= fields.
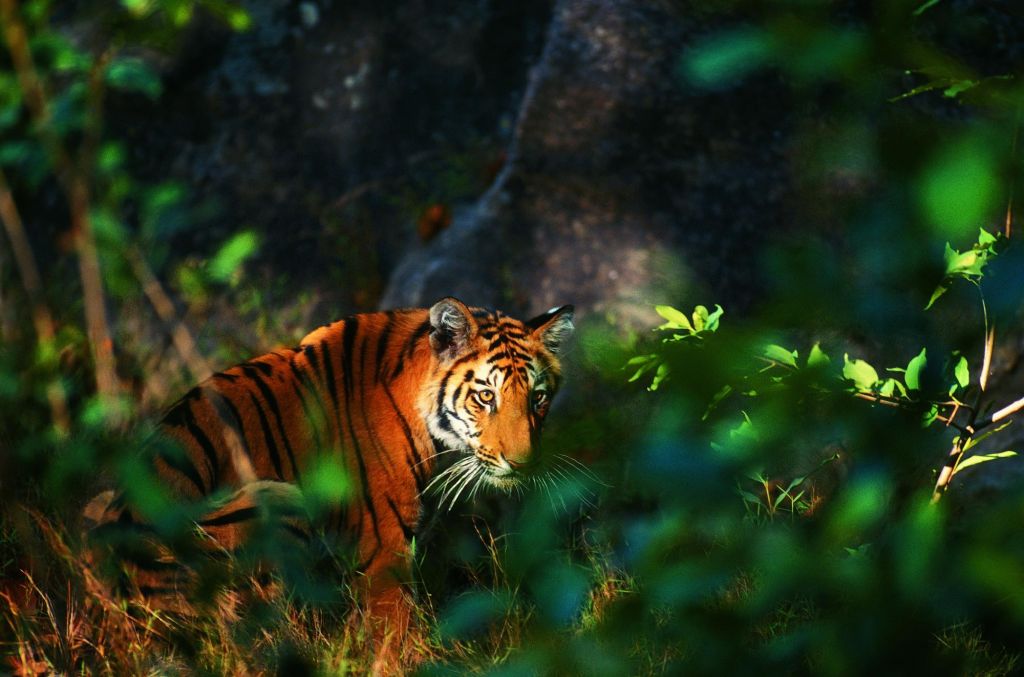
xmin=243 ymin=360 xmax=274 ymax=376
xmin=356 ymin=542 xmax=382 ymax=572
xmin=138 ymin=586 xmax=182 ymax=597
xmin=382 ymin=382 xmax=427 ymax=493
xmin=280 ymin=522 xmax=311 ymax=543
xmin=248 ymin=392 xmax=284 ymax=479
xmin=207 ymin=389 xmax=255 ymax=470
xmin=304 ymin=344 xmax=325 ymax=387
xmin=358 ymin=332 xmax=389 ymax=466
xmin=200 ymin=506 xmax=259 ymax=527
xmin=386 ymin=496 xmax=416 ymax=542
xmin=241 ymin=364 xmax=296 ymax=479
xmin=319 ymin=339 xmax=341 ymax=427
xmin=289 ymin=352 xmax=330 ymax=455
xmin=162 ymin=398 xmax=220 ymax=486
xmin=450 ymin=383 xmax=465 ymax=409
xmin=155 ymin=445 xmax=207 ymax=494
xmin=183 ymin=415 xmax=220 ymax=485
xmin=374 ymin=313 xmax=395 ymax=382
xmin=435 ymin=369 xmax=454 ymax=414
xmin=340 ymin=317 xmax=381 ymax=549
xmin=392 ymin=319 xmax=431 ymax=379
xmin=213 ymin=372 xmax=239 ymax=382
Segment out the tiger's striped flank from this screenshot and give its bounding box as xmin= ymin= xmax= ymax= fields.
xmin=86 ymin=296 xmax=575 ymax=663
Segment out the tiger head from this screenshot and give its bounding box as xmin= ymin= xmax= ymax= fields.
xmin=422 ymin=297 xmax=574 ymax=494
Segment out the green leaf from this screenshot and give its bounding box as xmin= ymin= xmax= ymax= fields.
xmin=954 ymin=356 xmax=970 ymax=388
xmin=649 ymin=362 xmax=670 ymax=391
xmin=944 ymin=245 xmax=983 ymax=277
xmin=807 ymin=343 xmax=831 ymax=368
xmin=943 ymin=79 xmax=978 ymax=98
xmin=655 ymin=305 xmax=692 ymax=331
xmin=704 ymin=304 xmax=724 ymax=332
xmin=963 ymin=421 xmax=1013 ymax=452
xmin=106 ymin=58 xmax=162 ymax=100
xmin=692 ymin=305 xmax=709 ymax=331
xmin=879 ymin=379 xmax=897 ymax=398
xmin=954 ymin=451 xmax=1018 ymax=475
xmin=905 ymin=348 xmax=927 ymax=391
xmin=977 ymin=227 xmax=996 ymax=246
xmin=626 ymin=355 xmax=657 ymax=383
xmin=209 ymin=230 xmax=259 ymax=282
xmin=925 ymin=283 xmax=949 ymax=310
xmin=763 ymin=344 xmax=798 ymax=368
xmin=843 ymin=354 xmax=879 ymax=390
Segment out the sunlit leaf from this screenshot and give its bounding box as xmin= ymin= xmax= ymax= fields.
xmin=692 ymin=305 xmax=709 ymax=331
xmin=953 ymin=450 xmax=1017 ymax=475
xmin=649 ymin=362 xmax=670 ymax=391
xmin=763 ymin=344 xmax=798 ymax=368
xmin=655 ymin=305 xmax=692 ymax=331
xmin=843 ymin=354 xmax=879 ymax=390
xmin=807 ymin=342 xmax=831 ymax=368
xmin=905 ymin=348 xmax=927 ymax=391
xmin=954 ymin=356 xmax=970 ymax=388
xmin=209 ymin=230 xmax=259 ymax=282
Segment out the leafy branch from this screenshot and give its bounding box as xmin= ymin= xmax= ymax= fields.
xmin=632 ymin=225 xmax=1021 ymax=504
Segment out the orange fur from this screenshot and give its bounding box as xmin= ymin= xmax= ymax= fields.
xmin=88 ymin=297 xmax=574 ymax=664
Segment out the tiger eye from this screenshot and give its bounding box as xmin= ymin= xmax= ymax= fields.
xmin=477 ymin=390 xmax=495 ymax=403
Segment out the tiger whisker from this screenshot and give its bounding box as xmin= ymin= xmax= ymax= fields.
xmin=555 ymin=453 xmax=609 ymax=486
xmin=437 ymin=457 xmax=477 ymax=506
xmin=414 ymin=447 xmax=464 ymax=469
xmin=447 ymin=465 xmax=481 ymax=511
xmin=550 ymin=460 xmax=596 ymax=509
xmin=537 ymin=475 xmax=557 ymax=514
xmin=469 ymin=471 xmax=487 ymax=501
xmin=424 ymin=456 xmax=474 ymax=496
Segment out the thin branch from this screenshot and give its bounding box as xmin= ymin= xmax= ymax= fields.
xmin=0 ymin=168 xmax=70 ymax=435
xmin=125 ymin=246 xmax=212 ymax=382
xmin=851 ymin=391 xmax=966 ymax=433
xmin=125 ymin=245 xmax=254 ymax=482
xmin=980 ymin=324 xmax=995 ymax=392
xmin=2 ymin=1 xmax=122 ymax=412
xmin=974 ymin=394 xmax=1024 ymax=432
xmin=938 ymin=110 xmax=1024 ymax=500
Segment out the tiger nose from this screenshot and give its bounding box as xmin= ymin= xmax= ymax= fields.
xmin=504 ymin=454 xmax=537 ymax=473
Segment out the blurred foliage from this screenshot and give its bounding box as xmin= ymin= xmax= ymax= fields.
xmin=2 ymin=0 xmax=1024 ymax=675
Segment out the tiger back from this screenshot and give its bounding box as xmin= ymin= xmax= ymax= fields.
xmin=86 ymin=296 xmax=575 ymax=654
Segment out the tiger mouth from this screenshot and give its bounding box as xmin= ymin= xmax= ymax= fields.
xmin=482 ymin=468 xmax=522 ymax=490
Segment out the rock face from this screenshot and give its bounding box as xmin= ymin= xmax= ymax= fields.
xmin=381 ymin=0 xmax=795 ymax=321
xmin=113 ymin=0 xmax=553 ymax=310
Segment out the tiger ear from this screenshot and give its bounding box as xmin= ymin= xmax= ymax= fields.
xmin=429 ymin=297 xmax=478 ymax=358
xmin=527 ymin=305 xmax=575 ymax=355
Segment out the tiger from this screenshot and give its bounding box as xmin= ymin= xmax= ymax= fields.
xmin=86 ymin=296 xmax=574 ymax=662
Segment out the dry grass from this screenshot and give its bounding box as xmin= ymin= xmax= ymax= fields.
xmin=0 ymin=507 xmax=638 ymax=675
